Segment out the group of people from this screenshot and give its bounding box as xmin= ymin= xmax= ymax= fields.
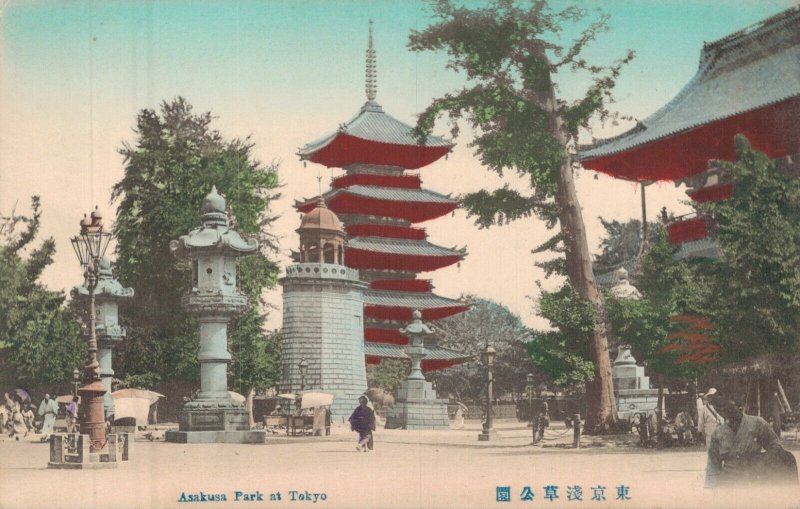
xmin=1 ymin=392 xmax=31 ymax=440
xmin=0 ymin=392 xmax=80 ymax=442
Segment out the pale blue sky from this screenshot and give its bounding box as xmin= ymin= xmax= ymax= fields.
xmin=0 ymin=0 xmax=794 ymax=327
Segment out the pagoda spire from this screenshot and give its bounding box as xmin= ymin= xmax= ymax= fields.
xmin=365 ymin=20 xmax=377 ymax=101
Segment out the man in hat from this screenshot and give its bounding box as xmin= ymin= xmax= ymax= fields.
xmin=348 ymin=395 xmax=375 ymax=452
xmin=705 ymin=393 xmax=798 ymax=488
xmin=697 ymin=388 xmax=723 ymax=447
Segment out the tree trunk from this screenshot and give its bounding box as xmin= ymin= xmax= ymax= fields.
xmin=553 ymin=150 xmax=617 ymax=434
xmin=246 ymin=388 xmax=255 ymax=429
xmin=534 ymin=62 xmax=616 ymax=434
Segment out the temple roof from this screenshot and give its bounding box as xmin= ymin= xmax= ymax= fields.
xmin=348 ymin=237 xmax=465 ymax=258
xmin=580 ymin=6 xmax=800 ymax=181
xmin=296 ymin=186 xmax=458 ymax=224
xmin=365 ymin=289 xmax=464 ymax=309
xmin=296 ymin=185 xmax=456 ymax=210
xmin=298 ymin=101 xmax=453 ymax=170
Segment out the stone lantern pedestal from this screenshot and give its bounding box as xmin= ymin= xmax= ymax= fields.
xmin=164 ymin=186 xmax=265 ymax=444
xmin=385 ymin=311 xmax=450 ymax=430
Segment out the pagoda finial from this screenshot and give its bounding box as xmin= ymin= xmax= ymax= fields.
xmin=365 ymin=20 xmax=377 ymax=101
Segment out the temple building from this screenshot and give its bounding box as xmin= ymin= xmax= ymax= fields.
xmin=580 ymin=6 xmax=800 ymax=259
xmin=293 ymin=22 xmax=471 ymax=375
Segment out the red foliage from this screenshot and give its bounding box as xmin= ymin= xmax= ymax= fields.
xmin=658 ymin=315 xmax=720 ymax=365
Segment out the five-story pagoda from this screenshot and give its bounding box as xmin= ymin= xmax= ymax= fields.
xmin=296 ymin=22 xmax=471 ymax=375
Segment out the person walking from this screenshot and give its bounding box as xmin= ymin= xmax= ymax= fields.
xmin=535 ymin=399 xmax=550 ymax=444
xmin=697 ymin=388 xmax=723 ymax=447
xmin=37 ymin=393 xmax=58 ymax=442
xmin=65 ymin=396 xmax=79 ymax=434
xmin=348 ymin=395 xmax=375 ymax=452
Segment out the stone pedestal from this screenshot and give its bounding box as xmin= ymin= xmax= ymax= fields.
xmin=48 ymin=432 xmax=132 ymax=469
xmin=384 ymin=314 xmax=450 ymax=430
xmin=166 ymin=394 xmax=265 ymax=444
xmin=386 ymin=379 xmax=450 ymax=429
xmin=612 ymin=345 xmax=665 ymax=419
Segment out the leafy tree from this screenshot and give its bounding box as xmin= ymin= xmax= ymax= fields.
xmin=367 ymin=359 xmax=409 ymax=393
xmin=0 ymin=197 xmax=84 ymax=389
xmin=697 ymin=136 xmax=800 ymax=359
xmin=428 ymin=298 xmax=536 ymax=402
xmin=111 ymin=98 xmax=282 ymax=413
xmin=594 ymin=218 xmax=661 ymax=270
xmin=410 ymin=0 xmax=634 ymax=432
xmin=605 ymin=229 xmax=714 ymax=380
xmin=528 ymin=285 xmax=596 ymax=388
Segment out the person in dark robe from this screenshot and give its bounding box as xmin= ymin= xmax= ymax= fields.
xmin=705 ymin=394 xmax=798 ymax=488
xmin=348 ymin=395 xmax=375 ymax=452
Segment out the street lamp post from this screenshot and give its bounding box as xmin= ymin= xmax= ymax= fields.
xmin=72 ymin=368 xmax=81 ymax=398
xmin=70 ymin=207 xmax=112 ymax=453
xmin=298 ymin=358 xmax=308 ymax=392
xmin=527 ymin=373 xmax=535 ymax=444
xmin=478 ymin=344 xmax=497 ymax=441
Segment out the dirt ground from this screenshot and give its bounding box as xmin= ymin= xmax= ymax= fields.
xmin=1 ymin=419 xmax=798 ymax=509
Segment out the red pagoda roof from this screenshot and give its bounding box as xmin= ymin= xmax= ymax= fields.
xmin=346 ymin=224 xmax=427 ymax=240
xmin=364 ymin=342 xmax=473 ymax=372
xmin=298 ymin=101 xmax=453 ymax=170
xmin=332 ymin=173 xmax=421 ymax=189
xmin=295 ymin=186 xmax=458 ymax=223
xmin=580 ymin=6 xmax=800 ymax=181
xmin=364 ymin=289 xmax=469 ymax=321
xmin=369 ymin=279 xmax=432 ymax=292
xmin=346 ymin=237 xmax=465 ymax=272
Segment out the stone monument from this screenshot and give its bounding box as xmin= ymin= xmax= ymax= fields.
xmin=165 ymin=186 xmax=265 ymax=444
xmin=71 ymin=257 xmax=134 ymax=417
xmin=385 ymin=311 xmax=450 ymax=429
xmin=609 ymin=267 xmax=642 ymax=300
xmin=279 ymin=198 xmax=368 ymax=419
xmin=612 ymin=345 xmax=662 ymax=420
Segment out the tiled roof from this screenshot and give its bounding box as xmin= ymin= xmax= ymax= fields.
xmin=672 ymin=238 xmax=721 ymax=260
xmin=345 ymin=185 xmax=455 ymax=203
xmin=349 ymin=237 xmax=465 ymax=258
xmin=580 ymin=6 xmax=800 ymax=160
xmin=365 ymin=289 xmax=464 ymax=309
xmin=364 ymin=342 xmax=473 ymax=361
xmin=296 ymin=186 xmax=456 ymax=209
xmin=298 ymin=101 xmax=452 ymax=158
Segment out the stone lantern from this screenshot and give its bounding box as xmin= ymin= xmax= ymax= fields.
xmin=165 ymin=186 xmax=265 ymax=444
xmin=71 ymin=257 xmax=134 ymax=416
xmin=385 ymin=310 xmax=450 ymax=429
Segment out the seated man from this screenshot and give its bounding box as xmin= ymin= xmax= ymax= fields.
xmin=705 ymin=393 xmax=798 ymax=488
